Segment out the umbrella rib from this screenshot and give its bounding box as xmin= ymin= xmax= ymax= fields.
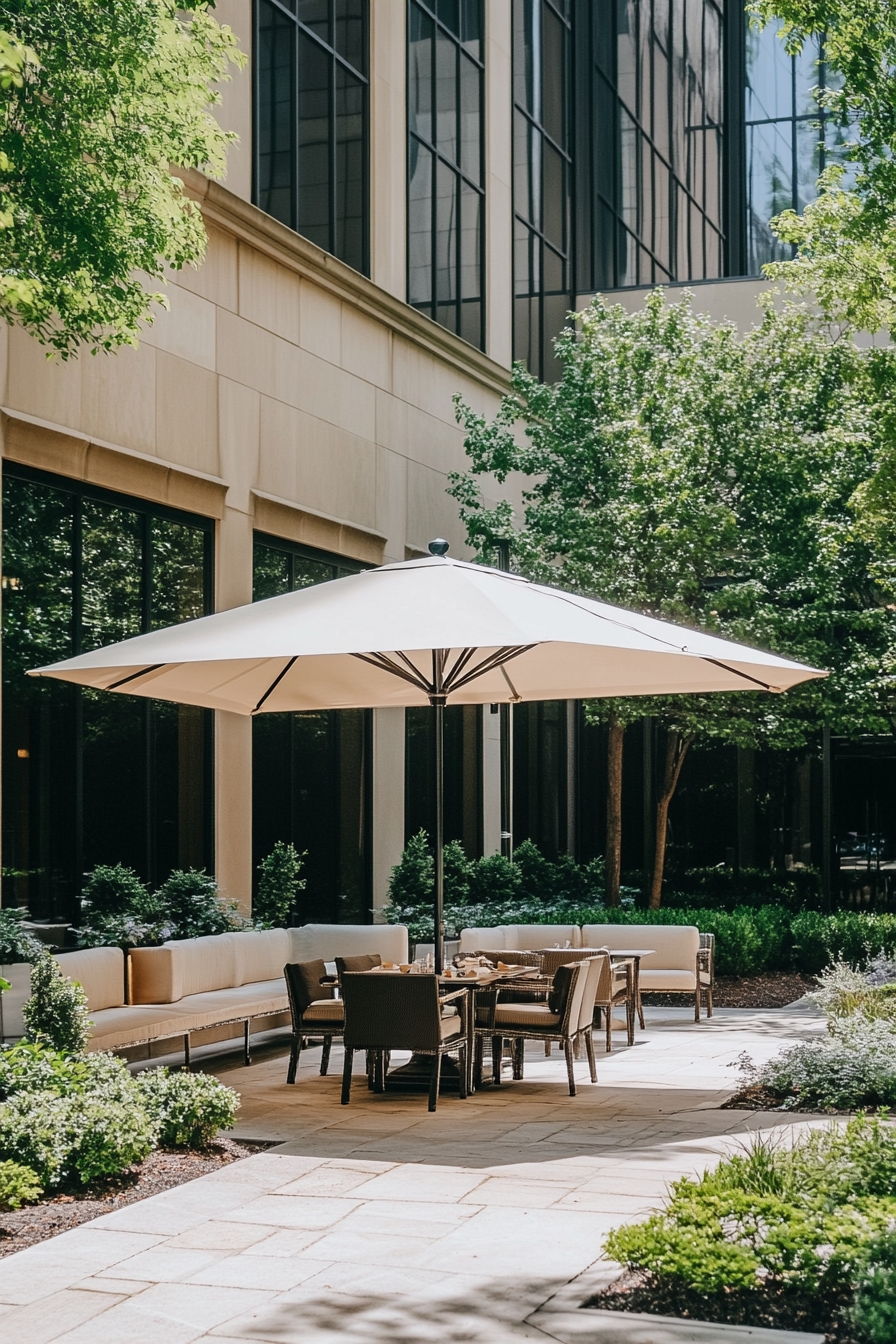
xmin=699 ymin=657 xmax=781 ymax=692
xmin=253 ymin=656 xmax=298 ymax=713
xmin=352 ymin=651 xmax=432 ymax=694
xmin=447 ymin=644 xmax=536 ymax=694
xmin=106 ymin=664 xmax=165 ymax=691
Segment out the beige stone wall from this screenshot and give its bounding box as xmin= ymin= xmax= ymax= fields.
xmin=578 ymin=277 xmax=770 ymax=330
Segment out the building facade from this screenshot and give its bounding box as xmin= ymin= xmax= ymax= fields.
xmin=3 ymin=1 xmax=871 ymax=926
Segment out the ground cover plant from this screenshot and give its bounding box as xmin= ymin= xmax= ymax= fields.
xmin=599 ymin=1116 xmax=896 ymax=1341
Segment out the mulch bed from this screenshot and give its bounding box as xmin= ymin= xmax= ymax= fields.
xmin=586 ymin=1269 xmax=857 ymax=1344
xmin=643 ymin=971 xmax=815 ymax=1011
xmin=0 ymin=1137 xmax=262 ymax=1258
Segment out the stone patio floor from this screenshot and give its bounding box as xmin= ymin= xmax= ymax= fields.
xmin=0 ymin=1005 xmax=831 ymax=1343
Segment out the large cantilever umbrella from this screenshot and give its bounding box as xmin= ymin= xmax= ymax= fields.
xmin=30 ymin=542 xmax=824 ymax=969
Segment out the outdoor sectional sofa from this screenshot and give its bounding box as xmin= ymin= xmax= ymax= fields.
xmin=459 ymin=922 xmax=714 ymax=1018
xmin=51 ymin=923 xmax=409 ymax=1061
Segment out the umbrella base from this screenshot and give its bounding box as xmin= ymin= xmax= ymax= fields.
xmin=383 ymin=1052 xmax=464 ymax=1093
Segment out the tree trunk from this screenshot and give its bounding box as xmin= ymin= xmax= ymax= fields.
xmin=605 ymin=717 xmax=625 ymax=907
xmin=648 ymin=730 xmax=694 ymax=909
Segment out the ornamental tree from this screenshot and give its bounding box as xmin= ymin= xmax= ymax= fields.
xmin=0 ymin=0 xmax=243 ymax=356
xmin=450 ymin=291 xmax=895 ymax=905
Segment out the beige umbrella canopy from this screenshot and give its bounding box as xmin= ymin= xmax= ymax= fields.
xmin=31 ymin=543 xmax=825 ymax=967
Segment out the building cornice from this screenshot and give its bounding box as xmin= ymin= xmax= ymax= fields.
xmin=182 ymin=170 xmax=513 ymax=399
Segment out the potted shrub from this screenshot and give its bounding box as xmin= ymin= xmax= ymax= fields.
xmin=0 ymin=909 xmax=43 ymax=1042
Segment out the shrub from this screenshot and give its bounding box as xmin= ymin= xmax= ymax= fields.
xmin=255 ymin=841 xmax=306 ymax=927
xmin=853 ymin=1230 xmax=896 ymax=1343
xmin=22 ymin=955 xmax=91 ymax=1054
xmin=0 ymin=907 xmax=43 ymax=964
xmin=136 ymin=1068 xmax=239 ymax=1148
xmin=0 ymin=1042 xmax=139 ymax=1103
xmin=0 ymin=1090 xmax=155 ymax=1186
xmin=155 ymin=868 xmax=241 ymax=939
xmin=0 ymin=1158 xmax=42 ymax=1210
xmin=80 ymin=864 xmax=155 ymax=919
xmin=742 ymin=1016 xmax=896 ymax=1110
xmin=606 ymin=1117 xmax=896 ymax=1298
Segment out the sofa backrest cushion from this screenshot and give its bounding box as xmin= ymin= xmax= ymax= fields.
xmin=581 ymin=924 xmax=699 ymax=970
xmin=458 ymin=927 xmax=509 ymax=952
xmin=506 ymin=924 xmax=582 ymax=951
xmin=130 ymin=933 xmax=239 ymax=1004
xmin=55 ymin=948 xmax=124 ymax=1012
xmin=232 ymin=929 xmax=291 ymax=987
xmin=287 ymin=924 xmax=408 ymax=965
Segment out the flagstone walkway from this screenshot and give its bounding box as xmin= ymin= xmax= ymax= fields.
xmin=0 ymin=1006 xmax=829 ymax=1343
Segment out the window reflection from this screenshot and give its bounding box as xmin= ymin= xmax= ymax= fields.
xmin=252 ymin=535 xmax=371 ymax=924
xmin=1 ymin=469 xmax=213 ymax=918
xmin=408 ymin=0 xmax=485 ymax=350
xmin=255 ymin=0 xmax=368 ymax=275
xmin=513 ymin=0 xmax=571 ymax=382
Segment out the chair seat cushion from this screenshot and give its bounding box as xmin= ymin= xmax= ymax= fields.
xmin=440 ymin=1005 xmax=459 ymax=1018
xmin=303 ymin=999 xmax=345 ymax=1024
xmin=492 ymin=1004 xmax=561 ymax=1029
xmin=440 ymin=1014 xmax=464 ymax=1041
xmin=639 ymin=969 xmax=697 ymax=991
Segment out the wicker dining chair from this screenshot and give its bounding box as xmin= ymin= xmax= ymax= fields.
xmin=284 ymin=959 xmax=344 ymax=1083
xmin=592 ymin=951 xmax=634 ymax=1052
xmin=475 ymin=959 xmax=595 ymax=1096
xmin=340 ymin=972 xmax=468 ymax=1112
xmin=335 ymin=953 xmax=382 ymax=978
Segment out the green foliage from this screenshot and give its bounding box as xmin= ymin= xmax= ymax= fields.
xmin=0 ymin=1158 xmax=41 ymax=1209
xmin=136 ymin=1067 xmax=239 ymax=1148
xmin=80 ymin=865 xmax=154 ymax=919
xmin=22 ymin=955 xmax=91 ymax=1054
xmin=0 ymin=1045 xmax=154 ymax=1187
xmin=744 ymin=1017 xmax=896 ymax=1110
xmin=0 ymin=906 xmax=43 ymax=963
xmin=607 ymin=1117 xmax=896 ymax=1297
xmin=853 ymin=1230 xmax=896 ymax=1343
xmin=153 ymin=868 xmax=241 ymax=940
xmin=255 ymin=842 xmax=306 ymax=928
xmin=78 ymin=864 xmax=173 ymax=949
xmin=0 ymin=1 xmax=244 ymax=355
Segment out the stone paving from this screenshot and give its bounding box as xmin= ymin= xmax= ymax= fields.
xmin=0 ymin=1005 xmax=830 ymax=1343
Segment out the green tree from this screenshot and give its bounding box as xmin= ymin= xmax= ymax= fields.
xmin=0 ymin=0 xmax=243 ymax=356
xmin=255 ymin=842 xmax=306 ymax=928
xmin=451 ymin=291 xmax=894 ymax=905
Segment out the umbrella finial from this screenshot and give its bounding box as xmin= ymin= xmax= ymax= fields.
xmin=428 ymin=538 xmax=450 ymax=556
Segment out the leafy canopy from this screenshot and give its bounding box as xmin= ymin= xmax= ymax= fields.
xmin=0 ymin=0 xmax=243 ymax=355
xmin=450 ymin=291 xmax=896 ymax=751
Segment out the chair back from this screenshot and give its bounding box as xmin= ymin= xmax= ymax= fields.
xmin=285 ymin=959 xmax=334 ymax=1018
xmin=556 ymin=961 xmax=589 ymax=1038
xmin=591 ymin=951 xmax=616 ymax=1006
xmin=470 ymin=949 xmax=542 ymax=969
xmin=540 ymin=947 xmax=603 ymax=978
xmin=335 ymin=953 xmax=382 ymax=980
xmin=341 ymin=972 xmax=444 ymax=1052
xmin=577 ymin=956 xmax=605 ymax=1032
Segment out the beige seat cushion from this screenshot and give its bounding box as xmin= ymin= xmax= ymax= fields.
xmin=233 ymin=929 xmax=291 ymax=986
xmin=55 ymin=948 xmax=124 ymax=1012
xmin=288 ymin=924 xmax=409 ymax=965
xmin=493 ymin=1004 xmax=561 ymax=1029
xmin=439 ymin=1015 xmax=464 ymax=1041
xmin=581 ymin=925 xmax=699 ymax=971
xmin=303 ymin=999 xmax=345 ymax=1024
xmin=639 ymin=969 xmax=697 ymax=991
xmin=85 ymin=1005 xmax=193 ymax=1052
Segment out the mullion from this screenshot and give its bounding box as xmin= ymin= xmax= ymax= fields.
xmin=264 ymin=0 xmax=369 ymax=83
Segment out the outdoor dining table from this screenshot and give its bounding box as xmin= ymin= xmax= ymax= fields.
xmin=362 ymin=964 xmax=537 ymax=1093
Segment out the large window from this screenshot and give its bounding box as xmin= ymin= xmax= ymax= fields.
xmin=255 ymin=0 xmax=368 ymax=275
xmin=252 ymin=535 xmax=372 ymax=923
xmin=744 ymin=20 xmax=845 ymax=273
xmin=513 ymin=0 xmax=572 ymax=382
xmin=407 ymin=0 xmax=485 ymax=349
xmin=574 ymin=0 xmax=725 ymax=291
xmin=405 ymin=705 xmax=482 ymax=858
xmin=2 ymin=467 xmax=214 ymax=919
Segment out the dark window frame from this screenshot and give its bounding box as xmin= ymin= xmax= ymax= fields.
xmin=406 ymin=0 xmax=487 ymax=351
xmin=2 ymin=462 xmax=215 ymax=913
xmin=512 ymin=0 xmax=573 ymax=381
xmin=253 ymin=0 xmax=370 ymax=275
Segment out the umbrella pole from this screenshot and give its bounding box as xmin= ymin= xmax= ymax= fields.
xmin=433 ymin=694 xmax=445 ymax=974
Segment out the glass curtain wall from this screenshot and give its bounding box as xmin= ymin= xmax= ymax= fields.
xmin=744 ymin=20 xmax=846 ymax=272
xmin=512 ymin=0 xmax=572 ymax=382
xmin=574 ymin=0 xmax=725 ymax=290
xmin=252 ymin=535 xmax=372 ymax=923
xmin=404 ymin=705 xmax=483 ymax=857
xmin=512 ymin=701 xmax=567 ymax=858
xmin=2 ymin=467 xmax=214 ymax=919
xmin=255 ymin=0 xmax=369 ymax=274
xmin=407 ymin=0 xmax=485 ymax=349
